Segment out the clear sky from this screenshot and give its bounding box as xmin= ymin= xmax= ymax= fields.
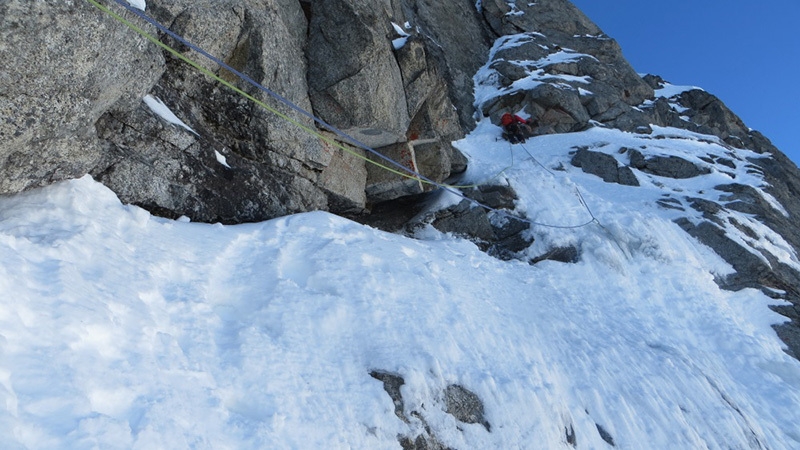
xmin=569 ymin=0 xmax=800 ymax=165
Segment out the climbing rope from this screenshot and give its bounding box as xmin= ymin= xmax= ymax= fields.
xmin=517 ymin=143 xmax=599 ymax=229
xmin=89 ymin=0 xmax=517 ymax=191
xmin=86 ymin=0 xmax=601 ymax=231
xmin=515 ymin=144 xmax=630 ymax=257
xmin=85 ymin=0 xmax=418 ymax=182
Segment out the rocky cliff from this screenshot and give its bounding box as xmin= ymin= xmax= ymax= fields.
xmin=3 ymin=0 xmax=800 ymax=363
xmin=2 ymin=0 xmax=477 ymax=223
xmin=1 ymin=0 xmax=648 ymax=221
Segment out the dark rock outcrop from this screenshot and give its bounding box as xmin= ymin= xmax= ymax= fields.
xmin=443 ymin=384 xmax=491 ymax=432
xmin=406 ymin=184 xmax=534 ymax=260
xmin=596 ymin=423 xmax=616 ymax=447
xmin=571 ymin=148 xmax=639 ymax=186
xmin=530 ymin=246 xmax=581 ymax=265
xmin=369 ymin=370 xmax=407 ymax=423
xmin=371 ymin=370 xmax=490 ymax=450
xmin=627 ymin=148 xmax=711 ymax=179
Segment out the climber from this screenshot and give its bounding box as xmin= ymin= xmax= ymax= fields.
xmin=500 ymin=113 xmax=535 ymax=144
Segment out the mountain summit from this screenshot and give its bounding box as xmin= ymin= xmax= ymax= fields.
xmin=2 ymin=0 xmax=800 ymax=448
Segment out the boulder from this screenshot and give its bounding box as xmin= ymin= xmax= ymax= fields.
xmin=628 ymin=149 xmax=710 ymax=179
xmin=92 ymin=0 xmax=338 ymax=223
xmin=428 ymin=199 xmax=498 ymax=244
xmin=571 ymin=148 xmax=639 ymax=186
xmin=306 ymin=0 xmax=409 ymax=147
xmin=443 ymin=384 xmax=491 ymax=432
xmin=530 ymin=246 xmax=581 ymax=264
xmin=401 ymin=0 xmax=495 ymax=130
xmin=526 ymin=84 xmax=591 ymax=133
xmin=0 ymin=0 xmax=163 ymax=194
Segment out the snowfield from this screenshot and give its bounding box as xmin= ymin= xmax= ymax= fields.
xmin=2 ymin=119 xmax=800 ymax=449
xmin=4 ymin=6 xmax=800 ymax=447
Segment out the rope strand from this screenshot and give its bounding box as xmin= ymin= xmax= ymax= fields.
xmin=86 ymin=0 xmax=603 ymax=232
xmin=518 ymin=143 xmax=600 ymax=229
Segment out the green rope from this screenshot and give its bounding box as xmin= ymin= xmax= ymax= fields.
xmin=85 ymin=0 xmax=429 ymax=181
xmin=85 ymin=0 xmax=510 ymax=190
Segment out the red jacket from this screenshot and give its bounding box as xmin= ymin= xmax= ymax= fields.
xmin=501 ymin=113 xmax=527 ymax=127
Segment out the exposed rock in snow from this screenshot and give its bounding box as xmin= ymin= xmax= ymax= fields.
xmin=571 ymin=147 xmax=640 ymax=186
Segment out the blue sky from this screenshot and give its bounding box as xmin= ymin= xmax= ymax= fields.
xmin=569 ymin=0 xmax=800 ymax=165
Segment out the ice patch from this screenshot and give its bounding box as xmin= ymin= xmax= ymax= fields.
xmin=143 ymin=95 xmax=197 ymax=135
xmin=655 ymin=82 xmax=703 ymax=99
xmin=391 ymin=22 xmax=410 ymax=50
xmin=126 ymin=0 xmax=145 ymax=11
xmin=215 ymin=150 xmax=231 ymax=168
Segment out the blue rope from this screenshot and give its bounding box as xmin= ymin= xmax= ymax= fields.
xmin=101 ymin=0 xmax=599 ymax=231
xmin=108 ymin=0 xmax=446 ymax=186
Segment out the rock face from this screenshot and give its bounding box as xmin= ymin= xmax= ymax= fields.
xmin=0 ymin=1 xmax=163 ymax=194
xmin=477 ymin=1 xmax=653 ymax=133
xmin=94 ymin=0 xmax=335 ymax=222
xmin=307 ymin=0 xmax=411 ymax=148
xmin=2 ymin=0 xmax=472 ymax=223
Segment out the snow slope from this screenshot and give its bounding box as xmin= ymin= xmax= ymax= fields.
xmin=3 ymin=16 xmax=800 ymax=450
xmin=2 ymin=117 xmax=800 ymax=448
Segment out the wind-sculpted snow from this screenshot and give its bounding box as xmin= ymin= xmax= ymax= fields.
xmin=2 ymin=117 xmax=800 ymax=448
